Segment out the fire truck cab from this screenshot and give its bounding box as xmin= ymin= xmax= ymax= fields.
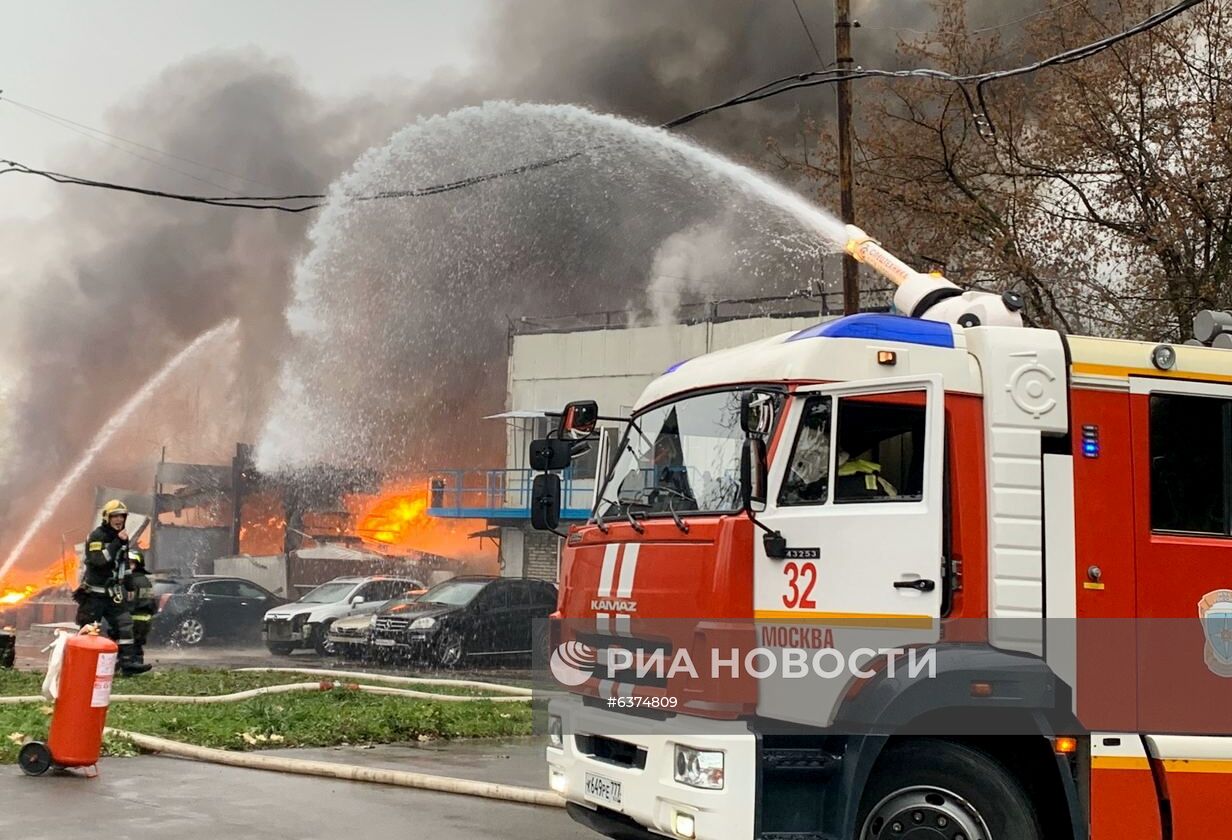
xmin=538 ymin=237 xmax=1232 ymax=840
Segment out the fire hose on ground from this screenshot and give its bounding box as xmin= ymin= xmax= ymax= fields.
xmin=102 ymin=728 xmax=563 ymax=808
xmin=10 ymin=659 xmax=561 ymax=808
xmin=0 ymin=680 xmax=531 ymax=705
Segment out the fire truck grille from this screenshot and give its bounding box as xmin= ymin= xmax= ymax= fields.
xmin=574 ymin=734 xmax=648 ymax=770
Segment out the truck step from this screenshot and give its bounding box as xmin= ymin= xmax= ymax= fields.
xmin=761 ymin=748 xmax=841 ymax=772
xmin=758 ymin=832 xmax=838 ymax=840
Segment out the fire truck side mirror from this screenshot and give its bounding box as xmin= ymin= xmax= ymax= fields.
xmin=529 ymin=438 xmax=573 ymax=471
xmin=559 ymin=400 xmax=599 ymax=439
xmin=740 ymin=438 xmax=768 ymax=511
xmin=740 ymin=391 xmax=776 ymax=437
xmin=531 ymin=473 xmax=562 ymax=531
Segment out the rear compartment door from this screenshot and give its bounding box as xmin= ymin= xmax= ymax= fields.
xmin=1128 ymin=377 xmax=1232 ymax=832
xmin=753 ymin=375 xmax=945 ymax=727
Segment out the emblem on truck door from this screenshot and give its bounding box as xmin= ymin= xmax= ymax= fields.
xmin=1199 ymin=590 xmax=1232 ymax=677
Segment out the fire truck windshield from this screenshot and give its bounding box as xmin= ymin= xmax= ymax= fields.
xmin=597 ymin=389 xmax=757 ymax=519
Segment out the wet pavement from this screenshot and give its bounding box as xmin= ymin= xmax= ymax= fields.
xmin=11 ymin=627 xmax=534 ymax=684
xmin=1 ymin=739 xmax=579 ymax=840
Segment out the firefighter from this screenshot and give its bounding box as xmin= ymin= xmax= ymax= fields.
xmin=651 ymin=433 xmax=694 ymax=503
xmin=835 ymin=450 xmax=897 ymax=499
xmin=124 ymin=549 xmax=157 ymax=670
xmin=76 ymin=500 xmax=150 ymax=675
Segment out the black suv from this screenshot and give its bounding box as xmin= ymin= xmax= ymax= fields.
xmin=369 ymin=576 xmax=557 ymax=666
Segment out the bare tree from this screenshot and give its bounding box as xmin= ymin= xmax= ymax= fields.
xmin=774 ymin=0 xmax=1232 ymax=339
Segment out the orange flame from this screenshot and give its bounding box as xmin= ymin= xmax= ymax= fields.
xmin=0 ymin=552 xmax=74 ymax=606
xmin=0 ymin=586 xmax=33 ymax=606
xmin=237 ymin=492 xmax=288 ymax=555
xmin=355 ymin=491 xmax=430 ymax=545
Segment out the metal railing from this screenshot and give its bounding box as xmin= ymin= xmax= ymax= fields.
xmin=427 ymin=469 xmax=594 ymax=520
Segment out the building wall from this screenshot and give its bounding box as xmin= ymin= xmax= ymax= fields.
xmin=500 ymin=527 xmax=525 ymax=577
xmin=523 ymin=530 xmax=560 ymax=581
xmin=505 ymin=315 xmax=819 ymax=469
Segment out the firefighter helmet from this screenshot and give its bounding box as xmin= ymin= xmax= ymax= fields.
xmin=100 ymin=499 xmax=129 ymax=522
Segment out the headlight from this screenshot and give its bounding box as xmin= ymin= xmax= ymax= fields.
xmin=547 ymin=715 xmax=563 ymax=749
xmin=368 ymin=615 xmax=378 ymax=628
xmin=409 ymin=617 xmax=437 ymax=630
xmin=674 ymin=745 xmax=724 ymax=790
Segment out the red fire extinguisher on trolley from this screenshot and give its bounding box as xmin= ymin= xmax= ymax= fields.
xmin=20 ymin=628 xmax=119 ymax=776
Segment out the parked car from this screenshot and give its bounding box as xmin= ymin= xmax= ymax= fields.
xmin=151 ymin=576 xmax=285 ymax=646
xmin=369 ymin=576 xmax=557 ymax=666
xmin=262 ymin=576 xmax=424 ymax=655
xmin=328 ymin=612 xmax=380 ymax=661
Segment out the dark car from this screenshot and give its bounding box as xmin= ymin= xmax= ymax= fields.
xmin=369 ymin=576 xmax=557 ymax=667
xmin=151 ymin=576 xmax=286 ymax=646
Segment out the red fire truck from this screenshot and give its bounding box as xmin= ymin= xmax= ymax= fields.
xmin=532 ymin=228 xmax=1232 ymax=840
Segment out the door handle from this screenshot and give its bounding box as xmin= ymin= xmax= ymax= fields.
xmin=894 ymin=579 xmax=936 ymax=593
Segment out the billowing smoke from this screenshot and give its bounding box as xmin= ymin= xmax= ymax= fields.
xmin=1 ymin=1 xmax=1038 ymax=576
xmin=646 ymin=220 xmax=742 ymax=326
xmin=0 ymin=52 xmax=420 ymax=569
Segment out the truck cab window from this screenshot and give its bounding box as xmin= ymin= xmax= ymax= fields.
xmin=834 ymin=397 xmax=926 ymax=503
xmin=1149 ymin=393 xmax=1230 ymax=535
xmin=779 ymin=396 xmax=832 ymax=506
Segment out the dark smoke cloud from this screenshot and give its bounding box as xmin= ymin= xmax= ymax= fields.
xmin=1 ymin=51 xmax=420 ymax=569
xmin=4 ymin=1 xmax=1046 ymax=575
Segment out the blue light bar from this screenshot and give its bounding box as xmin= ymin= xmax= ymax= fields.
xmin=788 ymin=313 xmax=955 ymax=349
xmin=1081 ymin=424 xmax=1100 ymax=458
xmin=664 ymin=358 xmax=691 ymax=374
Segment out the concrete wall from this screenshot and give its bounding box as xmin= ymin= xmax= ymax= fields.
xmin=214 ymin=554 xmax=288 ymax=597
xmin=499 ymin=527 xmax=525 ymax=577
xmin=523 ymin=530 xmax=560 ymax=581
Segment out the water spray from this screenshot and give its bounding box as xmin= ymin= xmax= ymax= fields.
xmin=0 ymin=320 xmax=240 ymax=586
xmin=843 ymin=224 xmax=1025 ymax=328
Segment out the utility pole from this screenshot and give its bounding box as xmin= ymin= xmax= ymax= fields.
xmin=835 ymin=0 xmax=858 ymax=315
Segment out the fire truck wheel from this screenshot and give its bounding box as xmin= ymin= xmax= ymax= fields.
xmin=856 ymin=740 xmax=1040 ymax=840
xmin=176 ymin=617 xmax=206 ymax=646
xmin=18 ymin=741 xmax=53 ymax=776
xmin=435 ymin=631 xmax=466 ymax=668
xmin=266 ymin=643 xmax=296 ymax=656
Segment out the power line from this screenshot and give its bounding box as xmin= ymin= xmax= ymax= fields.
xmin=970 ymin=0 xmax=1084 ymax=35
xmin=4 ymin=99 xmax=245 ymax=194
xmin=0 ymin=0 xmax=1203 ymax=212
xmin=860 ymin=0 xmax=1084 ymax=36
xmin=789 ymin=0 xmax=827 ymax=67
xmin=1 ymin=95 xmax=279 ymax=191
xmin=0 ymin=160 xmax=321 ymax=212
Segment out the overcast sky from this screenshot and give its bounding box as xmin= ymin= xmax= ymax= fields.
xmin=1 ymin=0 xmax=488 ymax=221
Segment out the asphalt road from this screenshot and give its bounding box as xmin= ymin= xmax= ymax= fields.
xmin=2 ymin=741 xmax=583 ymax=840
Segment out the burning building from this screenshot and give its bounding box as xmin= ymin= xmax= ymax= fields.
xmin=159 ymin=445 xmax=492 ymax=597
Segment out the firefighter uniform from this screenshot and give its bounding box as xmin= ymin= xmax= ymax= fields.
xmin=125 ymin=550 xmax=157 ymax=668
xmin=836 ymin=457 xmax=898 ymax=499
xmin=76 ymin=500 xmax=150 ymax=675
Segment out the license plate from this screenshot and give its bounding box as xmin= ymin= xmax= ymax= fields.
xmin=584 ymin=773 xmax=622 ymax=806
xmin=374 ymin=638 xmax=396 ymax=647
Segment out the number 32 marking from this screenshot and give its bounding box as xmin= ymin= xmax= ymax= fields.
xmin=782 ymin=561 xmax=818 ymax=609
